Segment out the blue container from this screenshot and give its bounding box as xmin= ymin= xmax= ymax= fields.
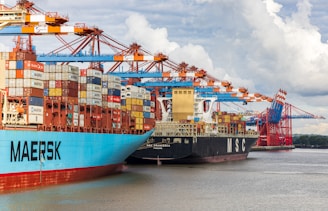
xmin=43 ymin=88 xmax=49 ymax=96
xmin=29 ymin=96 xmax=43 ymax=106
xmin=86 ymin=76 xmax=101 ymax=85
xmin=143 ymin=112 xmax=151 ymax=119
xmin=16 ymin=60 xmax=24 ymax=69
xmin=121 ymin=99 xmax=126 ymax=106
xmin=143 ymin=99 xmax=151 ymax=106
xmin=108 ymin=88 xmax=120 ymax=96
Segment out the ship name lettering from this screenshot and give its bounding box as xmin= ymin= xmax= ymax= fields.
xmin=10 ymin=141 xmax=61 ymax=162
xmin=235 ymin=139 xmax=239 ymax=152
xmin=227 ymin=138 xmax=246 ymax=153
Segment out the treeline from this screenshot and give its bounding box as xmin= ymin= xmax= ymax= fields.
xmin=293 ymin=135 xmax=328 ymax=148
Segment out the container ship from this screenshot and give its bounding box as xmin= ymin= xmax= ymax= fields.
xmin=128 ymin=87 xmax=258 ymax=164
xmin=0 ymin=50 xmax=155 ymax=193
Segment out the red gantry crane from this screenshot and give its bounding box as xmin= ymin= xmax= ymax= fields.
xmin=246 ymin=90 xmax=325 ymax=147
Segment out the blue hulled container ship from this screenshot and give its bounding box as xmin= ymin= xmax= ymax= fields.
xmin=0 ymin=49 xmax=155 ymax=193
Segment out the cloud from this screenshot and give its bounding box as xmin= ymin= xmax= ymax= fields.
xmin=125 ymin=13 xmax=179 ymax=54
xmin=125 ymin=13 xmax=215 ymax=73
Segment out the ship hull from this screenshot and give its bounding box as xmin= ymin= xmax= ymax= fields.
xmin=128 ymin=135 xmax=257 ymax=164
xmin=0 ymin=129 xmax=153 ymax=193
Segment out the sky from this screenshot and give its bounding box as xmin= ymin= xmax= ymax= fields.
xmin=1 ymin=0 xmax=327 ymax=135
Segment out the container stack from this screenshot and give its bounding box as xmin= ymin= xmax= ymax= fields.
xmin=0 ymin=49 xmax=156 ymax=133
xmin=3 ymin=52 xmax=45 ymax=125
xmin=43 ymin=64 xmax=79 ymax=127
xmin=212 ymin=111 xmax=246 ymax=135
xmin=79 ymin=68 xmax=102 ymax=106
xmin=143 ymin=90 xmax=155 ymax=130
xmin=122 ymin=85 xmax=154 ymax=131
xmin=102 ymin=74 xmax=122 ymax=129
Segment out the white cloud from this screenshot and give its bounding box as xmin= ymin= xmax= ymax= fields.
xmin=125 ymin=13 xmax=179 ymax=54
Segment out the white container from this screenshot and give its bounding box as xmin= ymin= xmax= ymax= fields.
xmin=86 ymin=84 xmax=101 ymax=92
xmin=15 ymin=87 xmax=23 ymax=96
xmin=79 ymin=119 xmax=84 ymax=127
xmin=108 ymin=74 xmax=121 ymax=83
xmin=62 ymin=72 xmax=78 ymax=81
xmin=55 ymin=65 xmax=62 ymax=72
xmin=101 ymin=87 xmax=108 ymax=95
xmin=73 ymin=112 xmax=79 ymax=120
xmin=107 ymin=82 xmax=121 ymax=89
xmin=79 ymin=76 xmax=86 ymax=84
xmin=55 ymin=72 xmax=62 ymax=80
xmin=8 ymin=79 xmax=16 ymax=88
xmin=28 ymin=105 xmax=44 ymax=115
xmin=108 ymin=102 xmax=121 ymax=109
xmin=43 ymin=72 xmax=49 ymax=80
xmin=23 ymin=79 xmax=44 ymax=89
xmin=28 ymin=114 xmax=44 ymax=124
xmin=24 ymin=70 xmax=44 ymax=80
xmin=86 ymin=98 xmax=102 ymax=106
xmin=86 ymin=69 xmax=102 ymax=77
xmin=102 ymin=74 xmax=108 ymax=81
xmin=79 ymin=98 xmax=87 ymax=104
xmin=8 ymin=87 xmax=16 ymax=96
xmin=143 ymin=106 xmax=151 ymax=112
xmin=8 ymin=69 xmax=16 ymax=79
xmin=49 ymin=80 xmax=56 ymax=88
xmin=86 ymin=91 xmax=102 ymax=100
xmin=16 ymin=79 xmax=23 ymax=88
xmin=7 ymin=61 xmax=16 ymax=70
xmin=49 ymin=72 xmax=56 ymax=80
xmin=73 ymin=119 xmax=79 ymax=126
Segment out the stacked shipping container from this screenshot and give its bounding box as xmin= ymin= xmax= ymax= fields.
xmin=2 ymin=51 xmax=45 ymax=124
xmin=0 ymin=51 xmax=155 ymax=133
xmin=212 ymin=111 xmax=246 ymax=135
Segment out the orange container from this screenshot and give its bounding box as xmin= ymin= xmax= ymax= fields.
xmin=24 ymin=60 xmax=44 ymax=72
xmin=16 ymin=70 xmax=24 ymax=78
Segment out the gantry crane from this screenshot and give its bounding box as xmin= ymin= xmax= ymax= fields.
xmin=246 ymin=90 xmax=325 ymax=146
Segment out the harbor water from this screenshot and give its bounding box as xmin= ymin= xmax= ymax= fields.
xmin=1 ymin=148 xmax=327 ymax=210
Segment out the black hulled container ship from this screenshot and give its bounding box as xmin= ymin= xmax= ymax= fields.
xmin=128 ymin=87 xmax=258 ymax=164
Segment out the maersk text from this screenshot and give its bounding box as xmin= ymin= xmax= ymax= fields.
xmin=10 ymin=141 xmax=61 ymax=162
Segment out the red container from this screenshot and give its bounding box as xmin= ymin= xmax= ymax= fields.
xmin=55 ymin=80 xmax=62 ymax=88
xmin=107 ymin=95 xmax=120 ymax=103
xmin=23 ymin=88 xmax=44 ymax=97
xmin=44 ymin=81 xmax=49 ymax=88
xmin=143 ymin=124 xmax=152 ymax=131
xmin=79 ymin=83 xmax=87 ymax=91
xmin=24 ymin=60 xmax=44 ymax=72
xmin=80 ymin=69 xmax=87 ymax=76
xmin=132 ymin=105 xmax=143 ymax=112
xmin=62 ymin=89 xmax=78 ymax=97
xmin=62 ymin=81 xmax=78 ymax=89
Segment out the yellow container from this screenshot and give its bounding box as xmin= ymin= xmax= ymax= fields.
xmin=131 ymin=98 xmax=138 ymax=105
xmin=80 ymin=91 xmax=87 ymax=98
xmin=137 ymin=99 xmax=143 ymax=106
xmin=55 ymin=88 xmax=62 ymax=96
xmin=135 ymin=123 xmax=143 ymax=130
xmin=49 ymin=88 xmax=56 ymax=96
xmin=126 ymin=98 xmax=132 ymax=105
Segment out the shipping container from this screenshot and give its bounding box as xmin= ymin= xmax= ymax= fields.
xmin=24 ymin=60 xmax=44 ymax=71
